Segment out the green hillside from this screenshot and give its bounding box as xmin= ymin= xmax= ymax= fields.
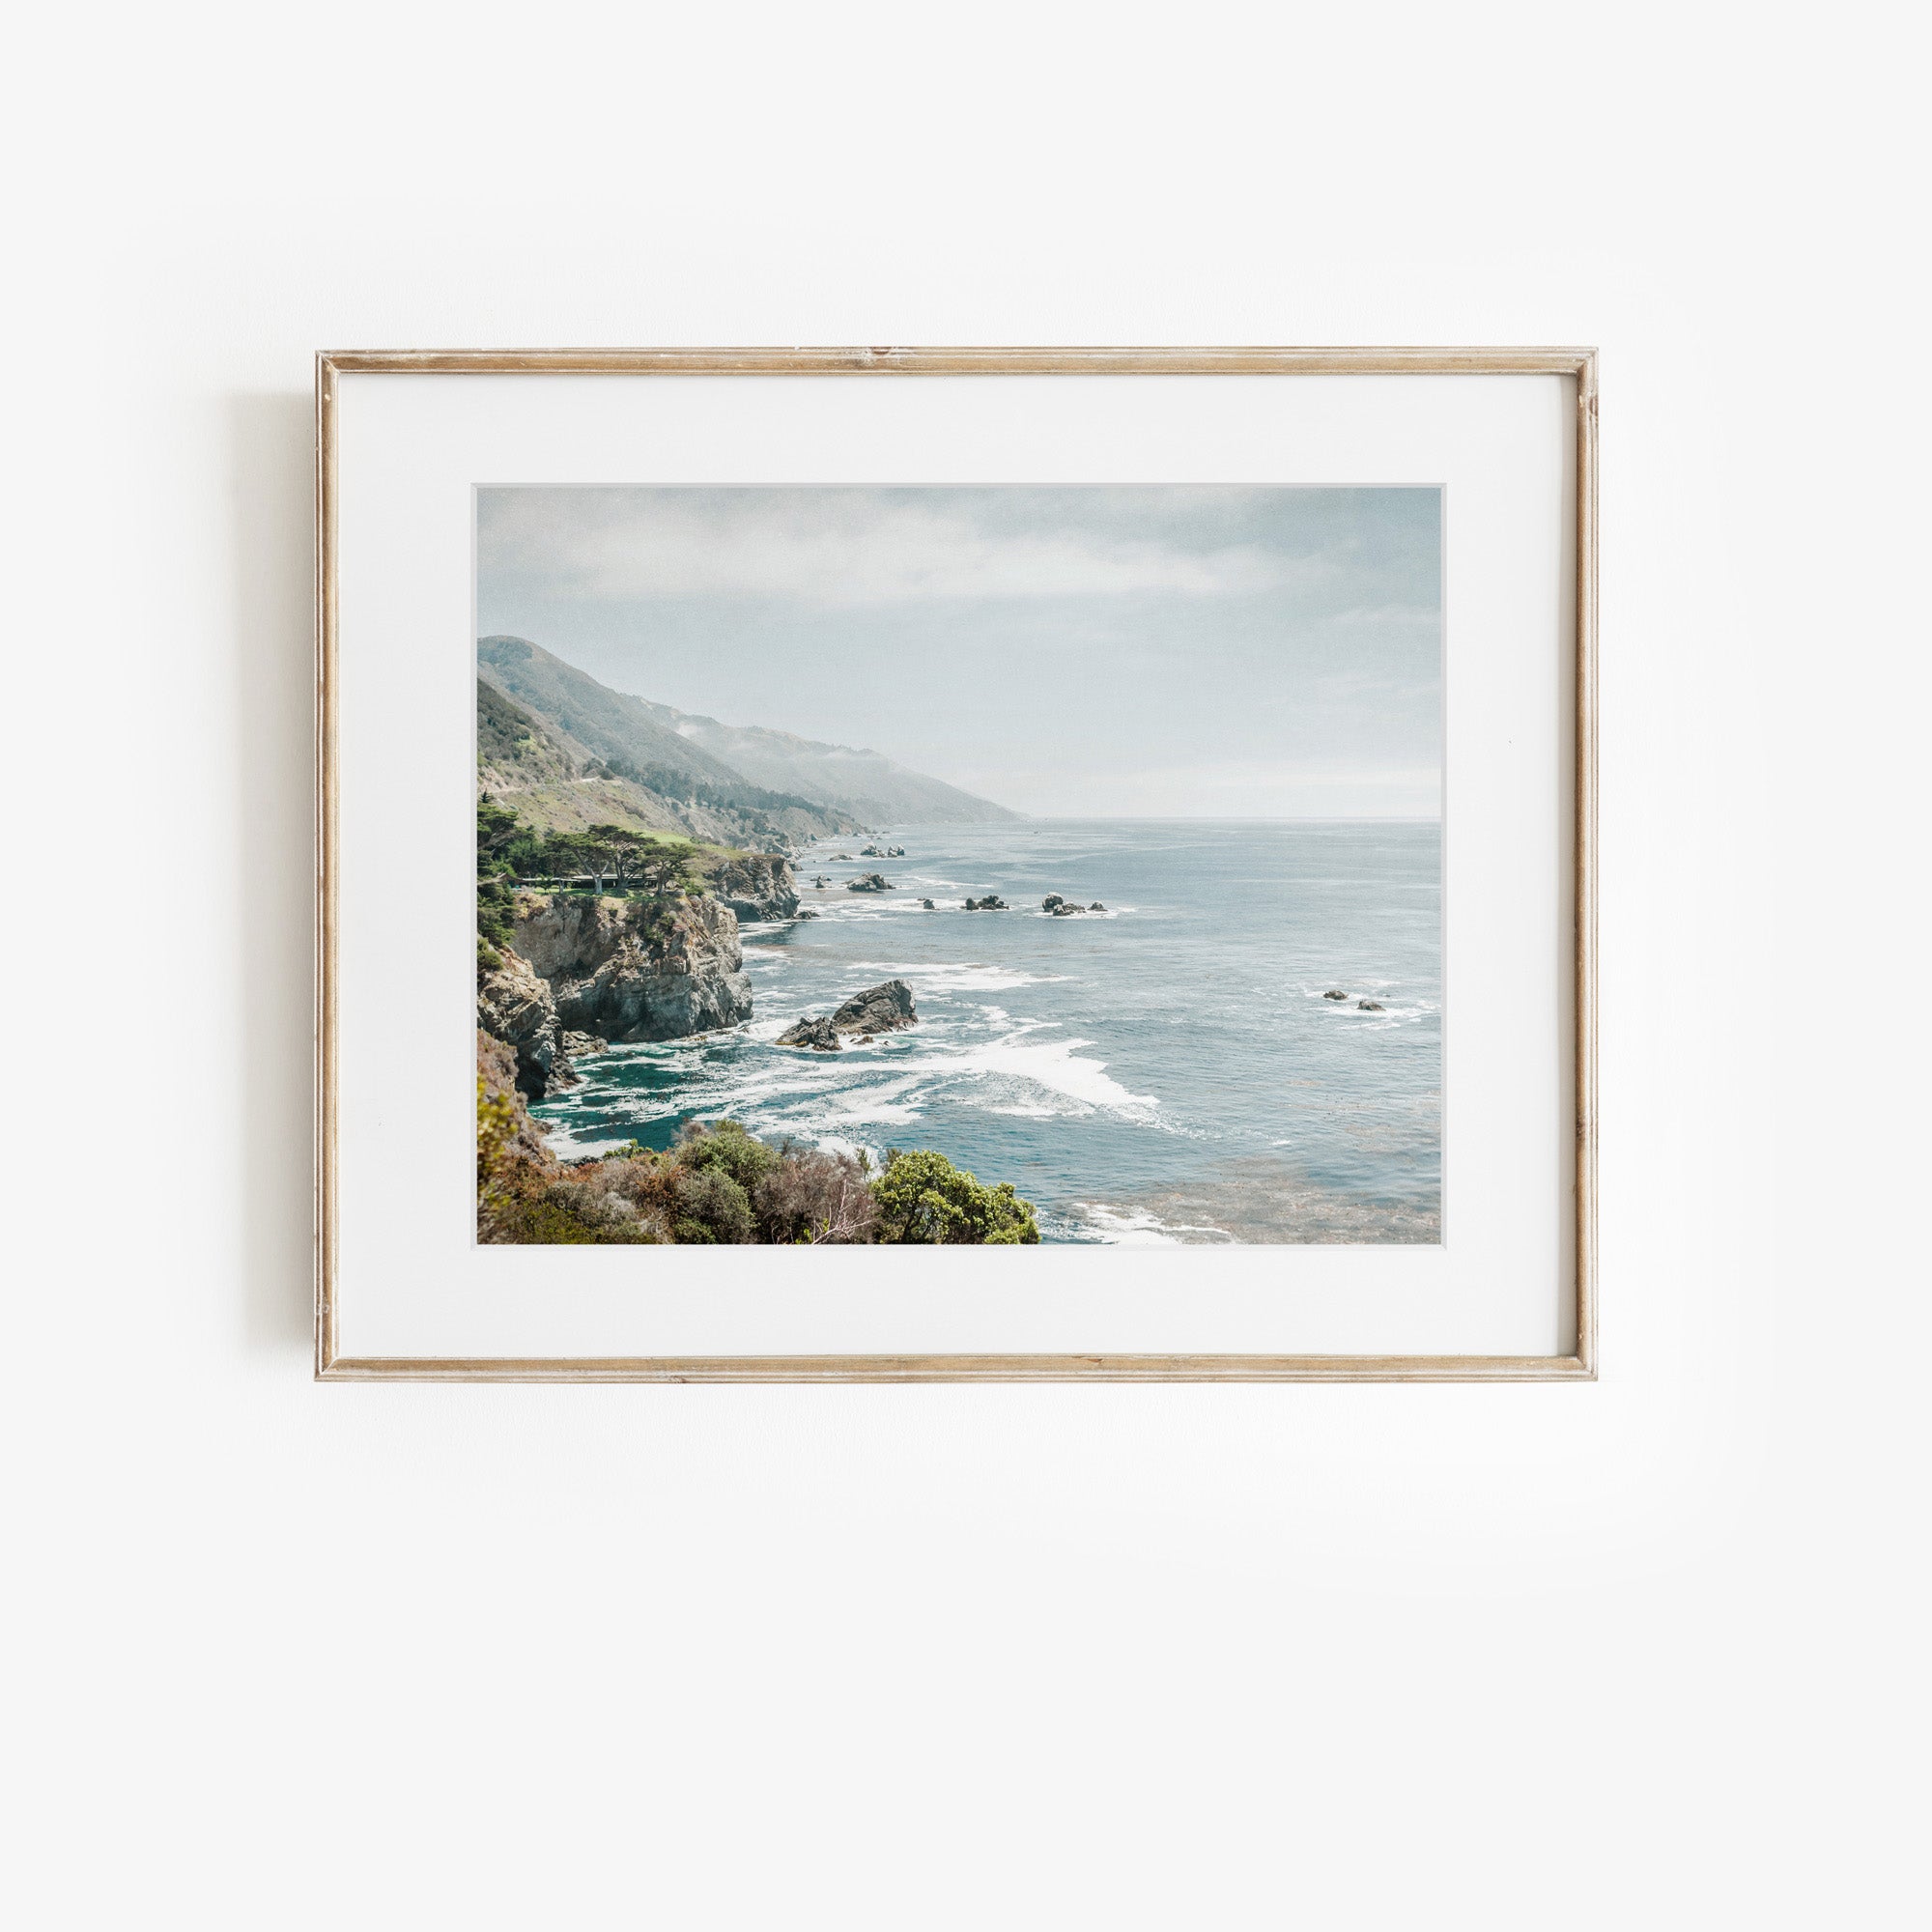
xmin=476 ymin=652 xmax=861 ymax=848
xmin=483 ymin=634 xmax=784 ymax=794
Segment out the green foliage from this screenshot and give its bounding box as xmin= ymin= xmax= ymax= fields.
xmin=477 ymin=678 xmax=575 ymax=782
xmin=669 ymin=1165 xmax=753 ymax=1244
xmin=477 ymin=879 xmax=517 ymax=952
xmin=489 ymin=1189 xmax=666 ymax=1244
xmin=872 ymin=1148 xmax=1042 ymax=1245
xmin=478 ymin=799 xmax=709 ymax=975
xmin=477 ymin=1073 xmax=521 ymax=1194
xmin=676 ymin=1118 xmax=782 ymax=1196
xmin=489 ymin=809 xmax=701 ymax=895
xmin=479 ymin=1039 xmax=1036 ymax=1250
xmin=477 ymin=801 xmax=522 ymax=956
xmin=477 ymin=798 xmax=522 ymax=859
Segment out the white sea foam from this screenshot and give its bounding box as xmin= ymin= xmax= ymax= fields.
xmin=1073 ymin=1203 xmax=1234 ymax=1246
xmin=890 ymin=1030 xmax=1160 ymax=1119
xmin=849 ymin=960 xmax=1073 ymax=992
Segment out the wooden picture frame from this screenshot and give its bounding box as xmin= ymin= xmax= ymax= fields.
xmin=316 ymin=346 xmax=1597 ymax=1381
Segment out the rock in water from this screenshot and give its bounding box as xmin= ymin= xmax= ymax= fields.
xmin=777 ymin=1015 xmax=842 ymax=1051
xmin=846 ymin=872 xmax=893 ymax=893
xmin=1041 ymin=895 xmax=1065 ymax=912
xmin=830 ymin=979 xmax=918 ymax=1037
xmin=1088 ymin=902 xmax=1105 ymax=912
xmin=964 ymin=895 xmax=1009 ymax=911
xmin=779 ymin=979 xmax=918 ymax=1050
xmin=921 ymin=897 xmax=936 ymax=909
xmin=1357 ymin=999 xmax=1385 ymax=1011
xmin=1323 ymin=989 xmax=1348 ymax=1000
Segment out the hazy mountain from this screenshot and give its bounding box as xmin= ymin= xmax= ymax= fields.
xmin=636 ymin=699 xmax=1020 ymax=826
xmin=479 ymin=635 xmax=745 ymax=790
xmin=476 ymin=652 xmax=862 ymax=848
xmin=480 ymin=633 xmax=1019 ymax=832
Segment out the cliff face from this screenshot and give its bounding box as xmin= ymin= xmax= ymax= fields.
xmin=477 ymin=1031 xmax=560 ymax=1159
xmin=477 ymin=949 xmax=571 ymax=1099
xmin=513 ymin=890 xmax=753 ymax=1044
xmin=707 ymin=852 xmax=800 ymax=922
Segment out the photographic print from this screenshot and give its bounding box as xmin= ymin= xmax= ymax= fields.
xmin=474 ymin=484 xmax=1443 ymax=1250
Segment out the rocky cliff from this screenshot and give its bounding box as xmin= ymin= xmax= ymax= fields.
xmin=514 ymin=890 xmax=753 ymax=1043
xmin=477 ymin=948 xmax=572 ymax=1099
xmin=479 ymin=888 xmax=753 ymax=1095
xmin=706 ymin=852 xmax=800 ymax=922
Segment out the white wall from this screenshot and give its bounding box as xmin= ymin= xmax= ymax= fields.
xmin=6 ymin=5 xmax=1922 ymax=1926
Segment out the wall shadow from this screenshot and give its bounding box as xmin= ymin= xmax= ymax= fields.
xmin=229 ymin=391 xmax=318 ymax=1356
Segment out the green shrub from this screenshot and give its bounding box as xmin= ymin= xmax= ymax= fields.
xmin=675 ymin=1119 xmax=782 ymax=1197
xmin=872 ymin=1148 xmax=1041 ymax=1245
xmin=670 ymin=1166 xmax=754 ymax=1244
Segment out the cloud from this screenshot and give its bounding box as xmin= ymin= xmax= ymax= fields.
xmin=482 ymin=488 xmax=1297 ymax=608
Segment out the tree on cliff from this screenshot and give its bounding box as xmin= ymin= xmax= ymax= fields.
xmin=584 ymin=823 xmax=696 ymax=894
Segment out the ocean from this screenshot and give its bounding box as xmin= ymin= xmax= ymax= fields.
xmin=529 ymin=819 xmax=1442 ymax=1244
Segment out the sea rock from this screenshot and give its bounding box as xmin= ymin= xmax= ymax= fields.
xmin=1088 ymin=903 xmax=1105 ymax=912
xmin=512 ymin=889 xmax=753 ymax=1043
xmin=1357 ymin=999 xmax=1385 ymax=1011
xmin=779 ymin=979 xmax=918 ymax=1051
xmin=964 ymin=895 xmax=1009 ymax=911
xmin=1042 ymin=895 xmax=1066 ymax=912
xmin=1323 ymin=990 xmax=1348 ymax=1000
xmin=795 ymin=907 xmax=819 ymax=920
xmin=477 ymin=947 xmax=575 ymax=1098
xmin=777 ymin=1015 xmax=842 ymax=1051
xmin=709 ymin=852 xmax=800 ymax=922
xmin=860 ymin=845 xmax=886 ymax=858
xmin=921 ymin=897 xmax=936 ymax=910
xmin=829 ymin=979 xmax=918 ymax=1037
xmin=846 ymin=872 xmax=893 ymax=893
xmin=886 ymin=845 xmax=905 ymax=857
xmin=1050 ymin=902 xmax=1083 ymax=917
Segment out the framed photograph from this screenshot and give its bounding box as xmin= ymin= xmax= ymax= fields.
xmin=316 ymin=346 xmax=1596 ymax=1381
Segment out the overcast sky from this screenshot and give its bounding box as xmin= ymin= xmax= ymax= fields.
xmin=476 ymin=485 xmax=1441 ymax=818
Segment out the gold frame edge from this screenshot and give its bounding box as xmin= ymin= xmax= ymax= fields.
xmin=313 ymin=345 xmax=1599 ymax=1385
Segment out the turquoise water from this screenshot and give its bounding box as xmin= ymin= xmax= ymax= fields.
xmin=530 ymin=820 xmax=1442 ymax=1244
